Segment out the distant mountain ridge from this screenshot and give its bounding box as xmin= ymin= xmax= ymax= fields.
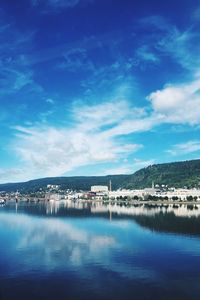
xmin=0 ymin=175 xmax=129 ymax=193
xmin=0 ymin=159 xmax=200 ymax=192
xmin=123 ymin=159 xmax=200 ymax=189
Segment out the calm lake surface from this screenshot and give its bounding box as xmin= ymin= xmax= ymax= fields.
xmin=0 ymin=201 xmax=200 ymax=300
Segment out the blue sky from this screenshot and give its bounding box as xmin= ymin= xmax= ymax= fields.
xmin=1 ymin=0 xmax=200 ymax=183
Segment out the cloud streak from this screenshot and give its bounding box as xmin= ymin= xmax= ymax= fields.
xmin=7 ymin=69 xmax=200 ymax=182
xmin=139 ymin=15 xmax=200 ymax=71
xmin=9 ymin=100 xmax=146 ymax=182
xmin=167 ymin=140 xmax=200 ymax=156
xmin=32 ymin=0 xmax=93 ymax=11
xmin=1 ymin=8 xmax=200 ymax=183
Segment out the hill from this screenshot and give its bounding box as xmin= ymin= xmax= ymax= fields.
xmin=0 ymin=175 xmax=129 ymax=193
xmin=0 ymin=159 xmax=200 ymax=192
xmin=122 ymin=159 xmax=200 ymax=189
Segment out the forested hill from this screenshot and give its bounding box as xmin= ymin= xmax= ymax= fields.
xmin=0 ymin=175 xmax=129 ymax=193
xmin=0 ymin=159 xmax=200 ymax=192
xmin=122 ymin=159 xmax=200 ymax=189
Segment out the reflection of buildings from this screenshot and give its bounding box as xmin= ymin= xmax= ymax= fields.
xmin=46 ymin=199 xmax=68 ymax=214
xmin=45 ymin=199 xmax=91 ymax=215
xmin=49 ymin=193 xmax=63 ymax=201
xmin=45 ymin=199 xmax=200 ymax=218
xmin=91 ymin=203 xmax=200 ymax=218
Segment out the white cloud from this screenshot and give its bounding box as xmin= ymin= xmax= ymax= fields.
xmin=141 ymin=17 xmax=200 ymax=127
xmin=74 ymin=100 xmax=130 ymax=129
xmin=0 ymin=213 xmax=116 ymax=271
xmin=103 ymin=114 xmax=162 ymax=137
xmin=148 ymin=76 xmax=200 ymax=125
xmin=9 ymin=69 xmax=200 ymax=182
xmin=10 ymin=101 xmax=146 ymax=181
xmin=5 ymin=68 xmax=200 ymax=183
xmin=167 ymin=140 xmax=200 ymax=156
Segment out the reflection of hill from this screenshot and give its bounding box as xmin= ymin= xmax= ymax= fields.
xmin=2 ymin=202 xmax=200 ymax=237
xmin=132 ymin=213 xmax=200 ymax=237
xmin=91 ymin=204 xmax=200 ymax=236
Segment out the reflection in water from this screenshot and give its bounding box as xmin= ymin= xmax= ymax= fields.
xmin=45 ymin=200 xmax=200 ymax=218
xmin=0 ymin=201 xmax=200 ymax=300
xmin=3 ymin=200 xmax=200 ymax=236
xmin=0 ymin=213 xmax=116 ymax=274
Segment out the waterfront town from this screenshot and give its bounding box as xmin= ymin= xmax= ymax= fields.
xmin=1 ymin=181 xmax=200 ymax=204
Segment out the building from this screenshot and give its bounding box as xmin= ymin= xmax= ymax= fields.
xmin=47 ymin=184 xmax=59 ymax=190
xmin=91 ymin=185 xmax=108 ymax=193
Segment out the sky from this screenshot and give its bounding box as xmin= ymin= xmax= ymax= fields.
xmin=1 ymin=0 xmax=200 ymax=183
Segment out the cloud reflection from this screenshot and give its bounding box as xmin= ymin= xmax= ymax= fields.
xmin=0 ymin=213 xmax=116 ymax=273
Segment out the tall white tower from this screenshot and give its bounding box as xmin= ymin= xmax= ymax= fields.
xmin=109 ymin=180 xmax=112 ymax=192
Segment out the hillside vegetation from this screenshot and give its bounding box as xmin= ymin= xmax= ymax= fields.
xmin=0 ymin=175 xmax=128 ymax=193
xmin=122 ymin=159 xmax=200 ymax=189
xmin=0 ymin=159 xmax=200 ymax=192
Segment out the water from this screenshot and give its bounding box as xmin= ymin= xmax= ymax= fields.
xmin=0 ymin=201 xmax=200 ymax=300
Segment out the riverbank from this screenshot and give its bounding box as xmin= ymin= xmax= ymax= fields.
xmin=3 ymin=198 xmax=200 ymax=206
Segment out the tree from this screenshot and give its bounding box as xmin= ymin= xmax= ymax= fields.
xmin=187 ymin=195 xmax=193 ymax=202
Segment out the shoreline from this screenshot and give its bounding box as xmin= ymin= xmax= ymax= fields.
xmin=2 ymin=198 xmax=200 ymax=206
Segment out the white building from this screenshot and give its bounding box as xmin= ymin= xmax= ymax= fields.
xmin=47 ymin=184 xmax=59 ymax=190
xmin=91 ymin=185 xmax=108 ymax=193
xmin=108 ymin=189 xmax=144 ymax=199
xmin=159 ymin=189 xmax=200 ymax=201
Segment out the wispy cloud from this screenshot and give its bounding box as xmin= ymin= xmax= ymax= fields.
xmin=167 ymin=140 xmax=200 ymax=156
xmin=46 ymin=98 xmax=55 ymax=104
xmin=9 ymin=100 xmax=146 ymax=182
xmin=1 ymin=8 xmax=200 ymax=183
xmin=31 ymin=0 xmax=93 ymax=12
xmin=8 ymin=69 xmax=200 ymax=182
xmin=133 ymin=158 xmax=155 ymax=169
xmin=102 ymin=166 xmax=134 ymax=176
xmin=22 ymin=30 xmax=122 ymax=67
xmin=138 ymin=15 xmax=200 ymax=71
xmin=0 ymin=16 xmax=43 ymax=97
xmin=101 ymin=158 xmax=155 ymax=176
xmin=0 ymin=213 xmax=116 ymax=271
xmin=136 ymin=45 xmax=160 ymax=65
xmin=0 ymin=68 xmax=34 ymax=95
